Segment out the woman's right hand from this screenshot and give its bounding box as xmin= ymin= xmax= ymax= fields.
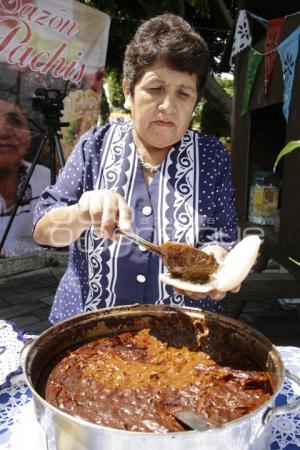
xmin=77 ymin=190 xmax=132 ymax=239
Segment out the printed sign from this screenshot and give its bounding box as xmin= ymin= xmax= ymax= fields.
xmin=0 ymin=0 xmax=110 ymax=257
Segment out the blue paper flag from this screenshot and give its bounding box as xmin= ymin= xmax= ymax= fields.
xmin=277 ymin=26 xmax=300 ymax=121
xmin=248 ymin=12 xmax=268 ymax=28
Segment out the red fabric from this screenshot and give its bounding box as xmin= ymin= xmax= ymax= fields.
xmin=264 ymin=17 xmax=286 ymax=94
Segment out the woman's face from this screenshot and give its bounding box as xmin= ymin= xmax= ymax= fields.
xmin=0 ymin=100 xmax=31 ymax=169
xmin=127 ymin=61 xmax=198 ymax=153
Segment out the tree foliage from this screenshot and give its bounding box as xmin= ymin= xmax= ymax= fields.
xmin=79 ymin=0 xmax=237 ymax=123
xmin=106 ymin=67 xmax=124 ymax=108
xmin=200 ymin=100 xmax=231 ymax=137
xmin=79 ymin=0 xmax=237 ymax=73
xmin=194 ymin=76 xmax=233 ymax=137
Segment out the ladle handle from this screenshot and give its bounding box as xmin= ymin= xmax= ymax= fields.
xmin=114 ymin=227 xmax=162 ymax=256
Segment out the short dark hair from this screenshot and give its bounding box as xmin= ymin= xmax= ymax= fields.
xmin=123 ymin=13 xmax=210 ymax=100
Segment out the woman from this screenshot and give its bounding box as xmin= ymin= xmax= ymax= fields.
xmin=0 ymin=97 xmax=50 ymax=256
xmin=33 ymin=14 xmax=239 ymax=324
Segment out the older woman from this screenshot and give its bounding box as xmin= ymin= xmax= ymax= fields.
xmin=0 ymin=97 xmax=50 ymax=256
xmin=33 ymin=14 xmax=239 ymax=324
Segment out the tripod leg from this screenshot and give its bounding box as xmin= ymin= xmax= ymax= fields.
xmin=53 ymin=134 xmax=65 ymax=167
xmin=48 ymin=134 xmax=65 ymax=185
xmin=0 ymin=134 xmax=49 ymax=255
xmin=50 ymin=136 xmax=56 ymax=185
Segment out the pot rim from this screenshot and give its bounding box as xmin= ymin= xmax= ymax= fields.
xmin=23 ymin=304 xmax=286 ymax=436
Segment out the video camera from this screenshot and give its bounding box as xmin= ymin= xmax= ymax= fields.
xmin=32 ymin=88 xmax=64 ymax=114
xmin=31 ymin=88 xmax=68 ymax=131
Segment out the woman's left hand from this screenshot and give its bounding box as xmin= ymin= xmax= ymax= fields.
xmin=173 ymin=284 xmax=241 ymax=301
xmin=172 ymin=245 xmax=241 ymax=301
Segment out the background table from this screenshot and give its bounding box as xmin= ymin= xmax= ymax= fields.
xmin=0 ymin=320 xmax=300 ymax=450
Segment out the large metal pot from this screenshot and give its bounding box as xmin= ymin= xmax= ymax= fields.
xmin=21 ymin=304 xmax=300 ymax=450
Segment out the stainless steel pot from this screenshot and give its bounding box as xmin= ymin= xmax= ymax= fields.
xmin=21 ymin=304 xmax=300 ymax=450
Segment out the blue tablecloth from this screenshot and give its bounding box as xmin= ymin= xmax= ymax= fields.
xmin=0 ymin=320 xmax=300 ymax=450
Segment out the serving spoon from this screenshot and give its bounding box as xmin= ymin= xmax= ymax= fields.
xmin=173 ymin=411 xmax=218 ymax=431
xmin=114 ymin=228 xmax=262 ymax=293
xmin=113 ymin=226 xmax=218 ymax=284
xmin=114 ymin=227 xmax=163 ymax=256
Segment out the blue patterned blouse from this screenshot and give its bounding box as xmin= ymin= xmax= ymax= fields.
xmin=34 ymin=121 xmax=239 ymax=324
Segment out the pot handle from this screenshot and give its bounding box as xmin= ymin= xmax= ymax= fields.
xmin=262 ymin=369 xmax=300 ymax=424
xmin=19 ymin=339 xmax=35 ymax=370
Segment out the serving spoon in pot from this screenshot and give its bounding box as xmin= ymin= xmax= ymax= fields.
xmin=172 ymin=411 xmax=218 ymax=431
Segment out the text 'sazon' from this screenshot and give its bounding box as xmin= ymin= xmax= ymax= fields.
xmin=0 ymin=0 xmax=86 ymax=83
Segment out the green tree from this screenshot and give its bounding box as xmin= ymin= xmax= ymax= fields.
xmin=106 ymin=68 xmax=124 ymax=109
xmin=200 ymin=100 xmax=231 ymax=137
xmin=81 ymin=0 xmax=236 ymax=72
xmin=193 ymin=75 xmax=233 ymax=137
xmin=100 ymin=89 xmax=110 ymax=125
xmin=80 ymin=0 xmax=237 ymax=122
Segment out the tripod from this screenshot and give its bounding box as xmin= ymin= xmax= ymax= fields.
xmin=0 ymin=91 xmax=66 ymax=255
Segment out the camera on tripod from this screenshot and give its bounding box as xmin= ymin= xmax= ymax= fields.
xmin=31 ymin=88 xmax=68 ymax=132
xmin=32 ymin=88 xmax=64 ymax=114
xmin=0 ymin=89 xmax=67 ymax=253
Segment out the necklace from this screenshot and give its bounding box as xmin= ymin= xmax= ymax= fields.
xmin=136 ymin=153 xmax=161 ymax=173
xmin=130 ymin=127 xmax=161 ymax=174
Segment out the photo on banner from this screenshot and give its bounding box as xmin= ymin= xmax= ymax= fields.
xmin=0 ymin=0 xmax=110 ymax=257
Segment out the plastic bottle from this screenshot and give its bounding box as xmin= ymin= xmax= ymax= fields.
xmin=248 ymin=171 xmax=279 ymax=225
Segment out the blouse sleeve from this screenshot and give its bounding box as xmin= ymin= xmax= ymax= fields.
xmin=33 ymin=125 xmax=109 ymax=228
xmin=201 ymin=140 xmax=239 ymax=252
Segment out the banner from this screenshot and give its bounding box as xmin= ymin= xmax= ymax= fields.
xmin=277 ymin=26 xmax=300 ymax=121
xmin=0 ymin=0 xmax=110 ymax=156
xmin=241 ymin=48 xmax=263 ymax=115
xmin=0 ymin=0 xmax=110 ymax=257
xmin=0 ymin=0 xmax=110 ymax=82
xmin=230 ymin=10 xmax=252 ymax=64
xmin=231 ymin=9 xmax=300 ymax=122
xmin=264 ymin=18 xmax=286 ymax=94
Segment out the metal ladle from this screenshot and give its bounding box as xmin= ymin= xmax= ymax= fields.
xmin=114 ymin=227 xmax=163 ymax=256
xmin=173 ymin=411 xmax=217 ymax=431
xmin=114 ymin=226 xmax=219 ymax=284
